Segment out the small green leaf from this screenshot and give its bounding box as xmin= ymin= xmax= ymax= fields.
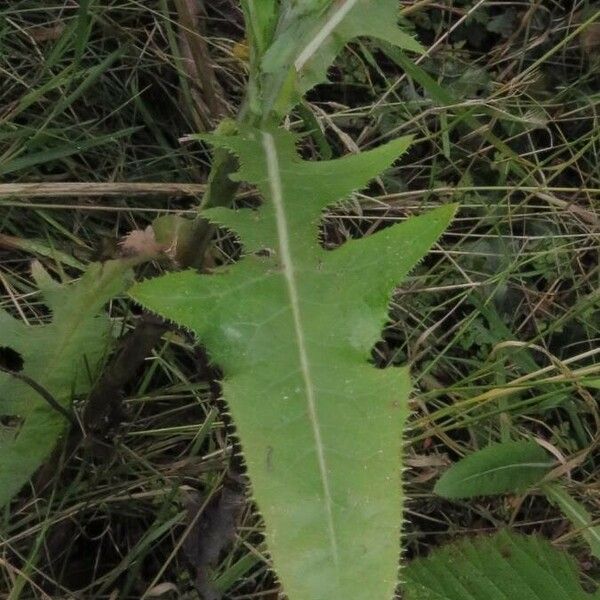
xmin=486 ymin=9 xmax=518 ymax=39
xmin=0 ymin=260 xmax=132 ymax=508
xmin=544 ymin=484 xmax=600 ymax=561
xmin=434 ymin=440 xmax=554 ymax=499
xmin=403 ymin=530 xmax=600 ymax=600
xmin=260 ymin=0 xmax=423 ymax=116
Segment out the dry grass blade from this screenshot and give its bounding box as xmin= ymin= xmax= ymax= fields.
xmin=0 ymin=182 xmax=206 ymax=198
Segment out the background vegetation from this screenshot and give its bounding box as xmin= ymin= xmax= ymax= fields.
xmin=0 ymin=0 xmax=598 ymax=598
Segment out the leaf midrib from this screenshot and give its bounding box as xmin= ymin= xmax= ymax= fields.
xmin=261 ymin=131 xmax=339 ymax=567
xmin=459 ymin=461 xmax=555 ymax=484
xmin=294 ymin=0 xmax=360 ymax=71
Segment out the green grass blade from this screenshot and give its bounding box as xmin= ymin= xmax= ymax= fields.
xmin=544 ymin=484 xmax=600 ymax=561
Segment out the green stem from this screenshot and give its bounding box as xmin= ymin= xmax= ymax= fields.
xmin=178 ymin=6 xmax=283 ymax=269
xmin=180 ymin=146 xmax=242 ymax=269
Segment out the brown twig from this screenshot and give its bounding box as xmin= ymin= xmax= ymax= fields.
xmin=0 ymin=182 xmax=206 ymax=198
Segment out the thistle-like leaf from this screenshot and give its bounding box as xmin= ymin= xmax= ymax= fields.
xmin=260 ymin=0 xmax=423 ymax=116
xmin=131 ymin=127 xmax=456 ymax=600
xmin=403 ymin=530 xmax=600 ymax=600
xmin=0 ymin=260 xmax=132 ymax=508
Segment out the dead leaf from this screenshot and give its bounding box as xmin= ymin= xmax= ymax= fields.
xmin=29 ymin=24 xmax=65 ymax=42
xmin=581 ymin=23 xmax=600 ymax=56
xmin=146 ymin=582 xmax=179 ymax=597
xmin=573 ymin=9 xmax=600 ymax=58
xmin=119 ymin=226 xmax=165 ymax=258
xmin=182 ymin=483 xmax=245 ymax=600
xmin=405 ymin=454 xmax=450 ymax=468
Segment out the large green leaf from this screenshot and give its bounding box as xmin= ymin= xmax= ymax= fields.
xmin=0 ymin=260 xmax=131 ymax=508
xmin=403 ymin=530 xmax=600 ymax=600
xmin=259 ymin=0 xmax=423 ymax=117
xmin=131 ymin=127 xmax=456 ymax=600
xmin=434 ymin=439 xmax=555 ymax=499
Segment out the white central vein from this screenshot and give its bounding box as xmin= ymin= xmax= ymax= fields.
xmin=294 ymin=0 xmax=360 ymax=72
xmin=262 ymin=132 xmax=339 ymax=567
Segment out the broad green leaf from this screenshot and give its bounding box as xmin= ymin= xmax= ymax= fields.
xmin=0 ymin=260 xmax=132 ymax=508
xmin=544 ymin=484 xmax=600 ymax=560
xmin=434 ymin=440 xmax=554 ymax=499
xmin=260 ymin=0 xmax=423 ymax=117
xmin=403 ymin=530 xmax=600 ymax=600
xmin=131 ymin=127 xmax=456 ymax=600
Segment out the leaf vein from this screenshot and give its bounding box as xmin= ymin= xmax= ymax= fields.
xmin=294 ymin=0 xmax=360 ymax=72
xmin=262 ymin=131 xmax=340 ymax=568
